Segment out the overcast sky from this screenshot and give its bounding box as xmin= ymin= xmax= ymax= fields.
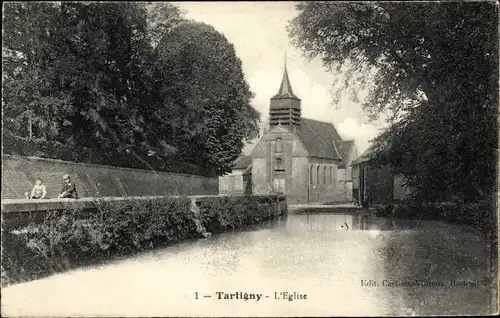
xmin=176 ymin=1 xmax=387 ymax=155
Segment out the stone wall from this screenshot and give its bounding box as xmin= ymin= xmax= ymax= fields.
xmin=1 ymin=155 xmax=218 ymax=200
xmin=218 ymin=170 xmax=244 ymax=195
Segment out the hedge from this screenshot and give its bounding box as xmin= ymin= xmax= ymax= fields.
xmin=197 ymin=195 xmax=286 ymax=234
xmin=1 ymin=195 xmax=286 ymax=287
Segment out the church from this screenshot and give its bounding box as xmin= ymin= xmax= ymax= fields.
xmin=219 ymin=63 xmax=358 ymax=204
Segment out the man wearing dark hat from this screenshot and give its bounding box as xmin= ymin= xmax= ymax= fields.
xmin=58 ymin=174 xmax=78 ymax=198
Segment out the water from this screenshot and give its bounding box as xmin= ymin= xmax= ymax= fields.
xmin=2 ymin=213 xmax=494 ymax=316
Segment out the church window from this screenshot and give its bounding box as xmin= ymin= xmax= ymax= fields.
xmin=275 ymin=157 xmax=284 ymax=171
xmin=316 ymin=165 xmax=320 ymax=184
xmin=275 ymin=137 xmax=283 ymax=153
xmin=310 ymin=165 xmax=315 ymax=184
xmin=331 ymin=166 xmax=336 ymax=183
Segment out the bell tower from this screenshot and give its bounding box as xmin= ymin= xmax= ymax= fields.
xmin=269 ymin=53 xmax=301 ymax=130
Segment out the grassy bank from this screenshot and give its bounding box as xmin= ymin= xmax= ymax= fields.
xmin=1 ymin=195 xmax=286 ymax=287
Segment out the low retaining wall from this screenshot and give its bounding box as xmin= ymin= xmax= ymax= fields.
xmin=1 ymin=154 xmax=218 ymax=200
xmin=1 ymin=195 xmax=288 ymax=231
xmin=1 ymin=194 xmax=287 ymax=286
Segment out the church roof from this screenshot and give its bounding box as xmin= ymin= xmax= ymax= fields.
xmin=335 ymin=140 xmax=356 ymax=162
xmin=233 ymin=155 xmax=252 ymax=170
xmin=296 ymin=118 xmax=343 ymax=160
xmin=271 ymin=64 xmax=300 ymax=100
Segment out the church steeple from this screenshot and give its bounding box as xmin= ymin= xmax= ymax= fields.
xmin=275 ymin=53 xmax=297 ymax=99
xmin=269 ymin=53 xmax=301 ymax=129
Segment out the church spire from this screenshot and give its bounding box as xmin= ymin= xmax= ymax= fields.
xmin=269 ymin=52 xmax=302 ymax=129
xmin=276 ymin=52 xmax=297 ymax=98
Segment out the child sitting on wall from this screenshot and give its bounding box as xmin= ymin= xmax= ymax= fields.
xmin=29 ymin=179 xmax=47 ymax=199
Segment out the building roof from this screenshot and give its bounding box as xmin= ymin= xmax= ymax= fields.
xmin=271 ymin=64 xmax=300 ymax=100
xmin=335 ymin=140 xmax=356 ymax=162
xmin=233 ymin=155 xmax=252 ymax=170
xmin=295 ymin=118 xmax=343 ymax=160
xmin=351 ymin=145 xmax=375 ymax=166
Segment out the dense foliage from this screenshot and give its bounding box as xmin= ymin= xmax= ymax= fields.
xmin=1 ymin=197 xmax=193 ymax=286
xmin=1 ymin=195 xmax=286 ymax=286
xmin=3 ymin=2 xmax=259 ymax=176
xmin=197 ymin=195 xmax=286 ymax=234
xmin=288 ymin=2 xmax=498 ymax=202
xmin=373 ymin=201 xmax=493 ymax=231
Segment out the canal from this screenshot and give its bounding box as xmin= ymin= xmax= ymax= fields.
xmin=1 ymin=212 xmax=494 ymax=316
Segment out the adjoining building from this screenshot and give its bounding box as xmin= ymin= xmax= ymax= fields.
xmin=219 ymin=62 xmax=357 ymax=204
xmin=351 ymin=145 xmax=410 ymax=206
xmin=218 ymin=155 xmax=252 ymax=195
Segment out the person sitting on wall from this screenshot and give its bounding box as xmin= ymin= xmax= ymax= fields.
xmin=29 ymin=179 xmax=47 ymax=199
xmin=58 ymin=174 xmax=78 ymax=199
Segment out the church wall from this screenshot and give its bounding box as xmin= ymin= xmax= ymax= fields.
xmin=291 ymin=139 xmax=308 ymax=157
xmin=251 ymin=126 xmax=307 ymax=197
xmin=309 ymin=157 xmax=340 ymax=164
xmin=283 ymin=140 xmax=293 ymax=197
xmin=307 ymin=161 xmax=349 ymax=204
xmin=289 ymin=157 xmax=309 ymax=204
xmin=252 ymin=158 xmax=269 ymax=194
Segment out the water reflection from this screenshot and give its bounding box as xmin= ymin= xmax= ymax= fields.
xmin=288 ymin=213 xmax=417 ymax=232
xmin=1 ymin=213 xmax=493 ymax=316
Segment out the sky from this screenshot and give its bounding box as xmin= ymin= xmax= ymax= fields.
xmin=175 ymin=1 xmax=388 ymax=155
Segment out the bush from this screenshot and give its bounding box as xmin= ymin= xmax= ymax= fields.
xmin=372 ymin=204 xmax=393 ymax=217
xmin=1 ymin=195 xmax=287 ymax=286
xmin=1 ymin=197 xmax=194 ymax=286
xmin=444 ymin=200 xmax=495 ymax=230
xmin=197 ymin=195 xmax=284 ymax=234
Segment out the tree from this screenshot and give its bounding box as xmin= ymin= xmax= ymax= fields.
xmin=288 ymin=1 xmax=498 ymax=202
xmin=3 ymin=2 xmax=153 ymax=154
xmin=3 ymin=3 xmax=259 ymax=176
xmin=151 ymin=22 xmax=260 ymax=175
xmin=145 ymin=2 xmax=185 ymax=49
xmin=3 ymin=2 xmax=70 ymax=141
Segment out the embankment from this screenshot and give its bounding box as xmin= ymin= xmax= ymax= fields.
xmin=1 ymin=195 xmax=287 ymax=286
